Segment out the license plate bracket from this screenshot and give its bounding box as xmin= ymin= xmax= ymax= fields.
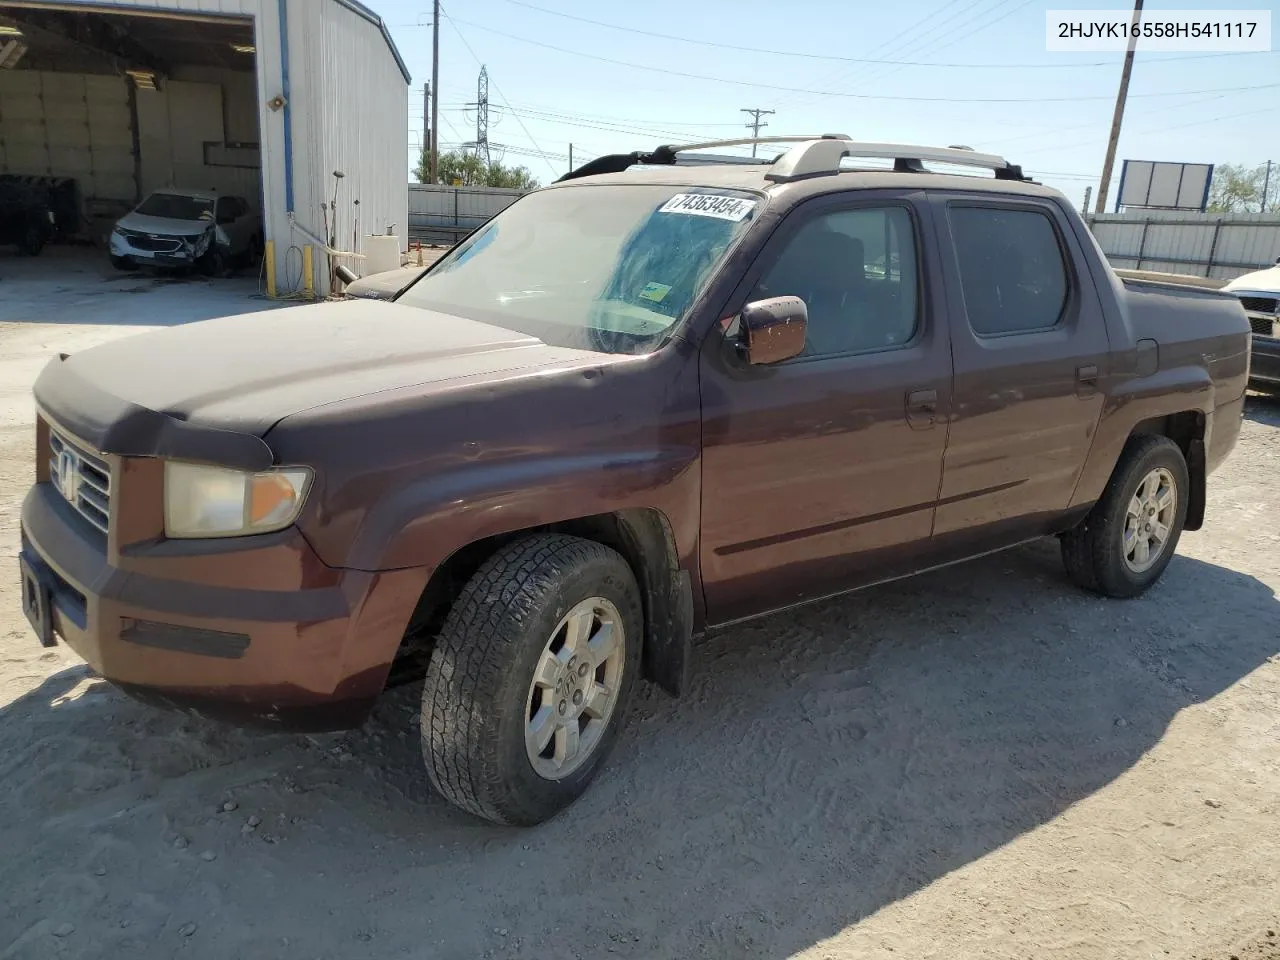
xmin=19 ymin=554 xmax=56 ymax=648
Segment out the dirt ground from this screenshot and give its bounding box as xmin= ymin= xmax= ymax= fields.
xmin=1 ymin=252 xmax=1278 ymax=959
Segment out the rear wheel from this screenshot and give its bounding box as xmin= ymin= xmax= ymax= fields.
xmin=421 ymin=534 xmax=642 ymax=825
xmin=1061 ymin=435 xmax=1189 ymax=598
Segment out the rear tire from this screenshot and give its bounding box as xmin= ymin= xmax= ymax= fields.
xmin=421 ymin=534 xmax=642 ymax=826
xmin=1060 ymin=435 xmax=1189 ymax=598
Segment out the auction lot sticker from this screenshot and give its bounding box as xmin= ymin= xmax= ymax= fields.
xmin=1046 ymin=10 xmax=1271 ymax=51
xmin=658 ymin=194 xmax=758 ymax=222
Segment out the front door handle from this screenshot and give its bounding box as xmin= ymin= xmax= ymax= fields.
xmin=906 ymin=388 xmax=938 ymax=430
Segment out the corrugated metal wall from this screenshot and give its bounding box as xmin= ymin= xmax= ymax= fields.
xmin=407 ymin=184 xmax=524 ymax=243
xmin=286 ymin=0 xmax=407 ymax=288
xmin=1087 ymin=211 xmax=1280 ymax=281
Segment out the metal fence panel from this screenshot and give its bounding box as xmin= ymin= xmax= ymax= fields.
xmin=408 ymin=183 xmax=525 ymax=243
xmin=1086 ymin=211 xmax=1280 ymax=280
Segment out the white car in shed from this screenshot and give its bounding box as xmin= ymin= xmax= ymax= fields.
xmin=109 ymin=188 xmax=261 ymax=275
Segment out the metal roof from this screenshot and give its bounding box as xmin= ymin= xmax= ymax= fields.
xmin=332 ymin=0 xmax=411 ymax=85
xmin=0 ymin=0 xmax=410 ymax=84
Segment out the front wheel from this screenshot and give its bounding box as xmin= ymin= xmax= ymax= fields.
xmin=421 ymin=534 xmax=642 ymax=825
xmin=1061 ymin=434 xmax=1189 ymax=598
xmin=199 ymin=246 xmax=228 ymax=277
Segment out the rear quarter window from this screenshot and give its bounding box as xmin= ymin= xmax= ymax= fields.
xmin=948 ymin=205 xmax=1070 ymax=336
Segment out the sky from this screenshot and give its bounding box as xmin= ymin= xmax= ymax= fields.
xmin=364 ymin=0 xmax=1280 ymax=208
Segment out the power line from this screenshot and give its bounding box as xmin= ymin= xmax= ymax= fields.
xmin=481 ymin=0 xmax=1245 ymax=69
xmin=775 ymin=0 xmax=1001 ymax=107
xmin=438 ymin=102 xmax=734 ymax=146
xmin=837 ymin=0 xmax=1036 ymax=96
xmin=1015 ymin=103 xmax=1280 ymax=158
xmin=435 ymin=20 xmax=1280 ymax=105
xmin=439 ymin=100 xmax=744 ymax=128
xmin=441 ymin=6 xmax=559 ymax=178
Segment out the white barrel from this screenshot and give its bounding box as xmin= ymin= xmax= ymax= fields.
xmin=363 ymin=235 xmax=401 ymax=276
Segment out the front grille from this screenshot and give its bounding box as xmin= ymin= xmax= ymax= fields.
xmin=1250 ymin=316 xmax=1277 ymax=337
xmin=48 ymin=429 xmax=111 ymax=534
xmin=119 ymin=228 xmax=183 ymax=252
xmin=1239 ymin=295 xmax=1278 ymax=315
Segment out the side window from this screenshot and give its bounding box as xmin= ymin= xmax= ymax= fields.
xmin=750 ymin=205 xmax=919 ymax=358
xmin=948 ymin=205 xmax=1069 ymax=336
xmin=215 ymin=197 xmax=233 ymax=224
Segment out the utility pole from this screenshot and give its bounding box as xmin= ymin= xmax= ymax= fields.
xmin=741 ymin=107 xmax=775 ymax=157
xmin=1096 ymin=0 xmax=1143 ymax=213
xmin=1083 ymin=185 xmax=1092 ymax=215
xmin=422 ymin=81 xmax=430 ymax=182
xmin=1262 ymin=159 xmax=1274 ymax=212
xmin=568 ymin=143 xmax=574 ymax=174
xmin=430 ymin=0 xmax=440 ymax=184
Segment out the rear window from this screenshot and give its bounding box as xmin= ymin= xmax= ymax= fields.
xmin=948 ymin=205 xmax=1070 ymax=336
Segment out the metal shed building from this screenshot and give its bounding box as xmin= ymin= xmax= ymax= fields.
xmin=0 ymin=0 xmax=409 ymax=294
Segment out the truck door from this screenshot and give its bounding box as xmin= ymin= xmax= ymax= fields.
xmin=928 ymin=194 xmax=1110 ymax=548
xmin=698 ymin=191 xmax=953 ymax=624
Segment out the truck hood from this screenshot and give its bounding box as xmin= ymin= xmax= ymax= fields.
xmin=115 ymin=211 xmax=212 ymax=237
xmin=34 ymin=300 xmax=606 ymax=470
xmin=1224 ymin=265 xmax=1280 ymax=296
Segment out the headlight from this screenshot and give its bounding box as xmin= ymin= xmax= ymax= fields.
xmin=164 ymin=461 xmax=312 ymax=538
xmin=193 ymin=228 xmax=213 ymax=256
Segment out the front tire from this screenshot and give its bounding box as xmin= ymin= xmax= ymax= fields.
xmin=1061 ymin=435 xmax=1189 ymax=598
xmin=199 ymin=246 xmax=228 ymax=277
xmin=421 ymin=534 xmax=642 ymax=825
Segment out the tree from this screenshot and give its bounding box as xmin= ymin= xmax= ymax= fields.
xmin=1207 ymin=162 xmax=1278 ymax=213
xmin=414 ymin=149 xmax=539 ymax=190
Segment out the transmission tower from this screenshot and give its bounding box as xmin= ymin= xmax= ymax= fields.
xmin=474 ymin=66 xmax=491 ymax=168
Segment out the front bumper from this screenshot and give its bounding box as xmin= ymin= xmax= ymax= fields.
xmin=1250 ymin=335 xmax=1280 ymax=387
xmin=108 ymin=231 xmax=201 ymax=266
xmin=19 ymin=475 xmax=423 ymax=731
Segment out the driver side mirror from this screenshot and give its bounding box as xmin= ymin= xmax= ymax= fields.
xmin=739 ymin=296 xmax=807 ymax=364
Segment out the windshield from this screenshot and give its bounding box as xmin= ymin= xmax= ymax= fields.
xmin=397 ymin=184 xmax=761 ymax=354
xmin=135 ymin=193 xmax=213 ymax=221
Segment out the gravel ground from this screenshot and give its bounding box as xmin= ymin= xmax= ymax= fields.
xmin=1 ymin=262 xmax=1278 ymax=959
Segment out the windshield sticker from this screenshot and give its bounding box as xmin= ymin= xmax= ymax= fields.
xmin=638 ymin=281 xmax=672 ymax=303
xmin=658 ymin=194 xmax=757 ymax=222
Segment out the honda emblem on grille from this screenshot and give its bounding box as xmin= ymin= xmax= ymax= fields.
xmin=56 ymin=449 xmax=79 ymax=502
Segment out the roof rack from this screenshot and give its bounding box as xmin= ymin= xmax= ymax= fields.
xmin=764 ymin=137 xmax=1026 ymax=182
xmin=555 ymin=135 xmax=1027 ymax=183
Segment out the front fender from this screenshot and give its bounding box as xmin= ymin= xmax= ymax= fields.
xmin=340 ymin=447 xmax=701 ymax=574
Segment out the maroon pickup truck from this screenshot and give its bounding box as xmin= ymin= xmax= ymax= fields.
xmin=19 ymin=137 xmax=1250 ymax=825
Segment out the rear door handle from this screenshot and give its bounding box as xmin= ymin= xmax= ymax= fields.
xmin=906 ymin=388 xmax=938 ymax=429
xmin=1076 ymin=363 xmax=1099 ymax=397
